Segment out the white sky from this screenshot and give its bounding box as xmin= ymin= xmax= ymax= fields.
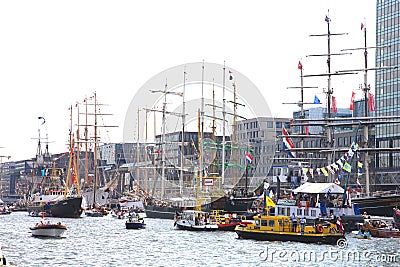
xmin=0 ymin=0 xmax=376 ymax=161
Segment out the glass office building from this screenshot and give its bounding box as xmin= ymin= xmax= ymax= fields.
xmin=375 ymin=0 xmax=400 ymax=171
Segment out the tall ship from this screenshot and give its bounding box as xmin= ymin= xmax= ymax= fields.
xmin=125 ymin=62 xmax=273 ymax=219
xmin=274 ymin=13 xmax=400 ymax=218
xmin=26 ymin=118 xmax=83 ymax=218
xmin=77 ymin=92 xmax=119 ymax=211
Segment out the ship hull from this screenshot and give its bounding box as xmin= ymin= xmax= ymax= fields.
xmin=145 ymin=196 xmax=257 ymax=220
xmin=352 ymin=194 xmax=400 ymax=217
xmin=175 ymin=222 xmax=218 ymax=231
xmin=125 ymin=221 xmax=146 ymax=229
xmin=235 ymin=229 xmax=344 ymax=245
xmin=145 ymin=205 xmax=183 ymax=219
xmin=30 ymin=225 xmax=67 ymax=238
xmin=27 ymin=197 xmax=83 ymax=218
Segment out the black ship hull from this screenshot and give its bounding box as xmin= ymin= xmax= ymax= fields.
xmin=145 ymin=196 xmax=257 ymax=220
xmin=352 ymin=194 xmax=400 ymax=217
xmin=28 ymin=197 xmax=83 ymax=218
xmin=204 ymin=196 xmax=258 ymax=220
xmin=145 ymin=205 xmax=184 ymax=219
xmin=235 ymin=229 xmax=344 ymax=245
xmin=126 ymin=222 xmax=146 ymax=229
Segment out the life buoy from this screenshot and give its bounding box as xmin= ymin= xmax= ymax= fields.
xmin=316 ymin=224 xmax=324 ymax=233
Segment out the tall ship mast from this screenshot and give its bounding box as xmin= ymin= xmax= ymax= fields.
xmin=27 ymin=113 xmax=83 ymax=218
xmin=280 ymin=14 xmax=400 ymax=217
xmin=142 ymin=62 xmax=272 ymax=219
xmin=79 ymin=92 xmax=119 ymax=212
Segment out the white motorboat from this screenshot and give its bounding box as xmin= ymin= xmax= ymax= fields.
xmin=174 ymin=210 xmax=218 ymax=231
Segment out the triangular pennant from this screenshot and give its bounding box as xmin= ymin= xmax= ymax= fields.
xmin=326 ymin=165 xmax=335 ymax=174
xmin=336 ymin=159 xmax=344 ymax=168
xmin=320 ymin=167 xmax=328 ymax=176
xmin=342 ymin=162 xmax=352 ymax=173
xmin=331 ymin=162 xmax=339 ymax=171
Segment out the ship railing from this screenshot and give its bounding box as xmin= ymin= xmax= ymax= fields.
xmin=356 ymin=189 xmax=400 ymax=198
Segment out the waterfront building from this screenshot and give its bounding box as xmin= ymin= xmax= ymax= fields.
xmin=375 ymin=0 xmax=400 ymax=179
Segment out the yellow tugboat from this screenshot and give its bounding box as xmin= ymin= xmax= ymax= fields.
xmin=235 ymin=197 xmax=346 ymax=245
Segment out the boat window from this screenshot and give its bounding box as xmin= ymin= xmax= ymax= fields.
xmin=278 ymin=207 xmax=284 ymax=215
xmin=255 ymin=220 xmax=260 ymax=227
xmin=269 ymin=220 xmax=275 ymax=227
xmin=278 ymin=220 xmax=282 ymax=226
xmin=297 ymin=209 xmax=302 ymax=216
xmin=261 ymin=220 xmax=268 ymax=227
xmin=311 ymin=210 xmax=316 ymax=217
xmin=304 ymin=209 xmax=309 ymax=216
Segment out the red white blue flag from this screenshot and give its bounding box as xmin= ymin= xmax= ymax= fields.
xmin=298 ymin=61 xmax=303 ymax=70
xmin=350 ymin=91 xmax=356 ymax=110
xmin=282 ymin=127 xmax=296 ymax=158
xmin=229 ymin=70 xmax=234 ymax=81
xmin=336 ymin=217 xmax=344 ymax=232
xmin=368 ymin=92 xmax=375 ymax=111
xmin=245 ymin=152 xmax=253 ymax=164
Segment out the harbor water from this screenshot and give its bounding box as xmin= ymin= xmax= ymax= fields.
xmin=1 ymin=212 xmax=399 ymax=266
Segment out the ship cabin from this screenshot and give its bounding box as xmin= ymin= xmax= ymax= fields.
xmin=274 ymin=182 xmax=358 ymax=220
xmin=246 ymin=213 xmax=339 ymax=235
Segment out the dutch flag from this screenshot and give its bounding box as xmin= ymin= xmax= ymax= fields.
xmin=336 ymin=217 xmax=344 ymax=232
xmin=245 ymin=152 xmax=253 ymax=164
xmin=282 ymin=127 xmax=296 ymax=158
xmin=229 ymin=70 xmax=234 ymax=81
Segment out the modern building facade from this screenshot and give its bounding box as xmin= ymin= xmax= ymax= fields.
xmin=375 ymin=0 xmax=400 ymax=179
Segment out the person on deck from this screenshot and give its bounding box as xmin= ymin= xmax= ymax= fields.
xmin=300 ymin=217 xmax=306 ymax=234
xmin=290 ymin=213 xmax=297 ymax=232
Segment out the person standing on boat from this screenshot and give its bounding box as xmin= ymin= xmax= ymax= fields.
xmin=300 ymin=217 xmax=306 ymax=234
xmin=290 ymin=213 xmax=297 ymax=232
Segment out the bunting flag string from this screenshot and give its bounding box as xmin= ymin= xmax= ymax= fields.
xmin=300 ymin=141 xmax=362 ymax=186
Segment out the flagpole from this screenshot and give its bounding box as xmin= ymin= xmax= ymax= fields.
xmin=222 ymin=61 xmax=226 ymax=185
xmin=300 ymin=62 xmax=305 ymax=152
xmin=362 ymin=22 xmax=370 ymax=197
xmin=180 ymin=66 xmax=186 ymax=196
xmin=326 ymin=12 xmax=334 ymax=183
xmin=306 ymin=12 xmax=351 ymax=183
xmin=200 ymin=61 xmax=205 ymax=191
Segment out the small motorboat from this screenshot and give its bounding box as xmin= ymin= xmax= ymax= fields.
xmin=30 ymin=217 xmax=67 ymax=238
xmin=0 ymin=254 xmax=6 ymax=266
xmin=210 ymin=210 xmax=252 ymax=231
xmin=29 ymin=211 xmax=51 ymax=217
xmin=174 ymin=210 xmax=218 ymax=231
xmin=0 ymin=206 xmax=11 ymax=215
xmin=0 ymin=245 xmax=6 ymax=266
xmin=356 ymin=230 xmax=372 ymax=239
xmin=361 ymin=218 xmax=400 ymax=238
xmin=125 ymin=213 xmax=146 ymax=229
xmin=85 ymin=208 xmax=104 ymax=217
